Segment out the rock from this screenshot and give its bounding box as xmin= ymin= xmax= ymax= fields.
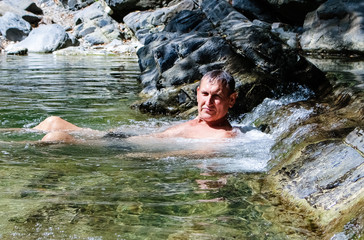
xmin=0 ymin=1 xmax=42 ymax=25
xmin=5 ymin=24 xmax=78 ymax=53
xmin=62 ymin=0 xmax=95 ymax=10
xmin=73 ymin=2 xmax=122 ymax=45
xmin=345 ymin=128 xmax=364 ymax=155
xmin=200 ymin=0 xmax=324 ymax=86
xmin=137 ymin=82 xmax=199 ymax=115
xmin=273 ymin=140 xmax=364 ymax=234
xmin=123 ymin=0 xmax=196 ymax=43
xmin=0 ymin=12 xmax=32 ymax=41
xmin=4 ymin=0 xmax=43 ymax=15
xmin=6 ymin=46 xmax=28 ymax=55
xmin=265 ymin=0 xmax=325 ymax=25
xmin=232 ymin=0 xmax=278 ymax=23
xmin=271 ymin=22 xmax=301 ymax=49
xmin=300 ymin=0 xmax=364 ymax=54
xmin=106 ymin=0 xmax=175 ymax=21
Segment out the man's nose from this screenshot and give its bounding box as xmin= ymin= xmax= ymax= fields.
xmin=207 ymin=95 xmax=213 ymax=104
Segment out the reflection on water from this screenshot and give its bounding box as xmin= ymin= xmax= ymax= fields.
xmin=0 ymin=53 xmax=341 ymax=239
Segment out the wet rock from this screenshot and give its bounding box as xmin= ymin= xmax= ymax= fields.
xmin=6 ymin=46 xmax=28 ymax=55
xmin=345 ymin=128 xmax=364 ymax=155
xmin=274 ymin=140 xmax=364 ymax=234
xmin=0 ymin=12 xmax=32 ymax=41
xmin=300 ymin=0 xmax=364 ymax=54
xmin=137 ymin=82 xmax=198 ymax=115
xmin=5 ymin=24 xmax=78 ymax=53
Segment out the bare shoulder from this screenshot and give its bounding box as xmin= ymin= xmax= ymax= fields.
xmin=152 ymin=119 xmax=197 ymax=138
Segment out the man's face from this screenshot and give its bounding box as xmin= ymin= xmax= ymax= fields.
xmin=197 ymin=79 xmax=237 ymax=123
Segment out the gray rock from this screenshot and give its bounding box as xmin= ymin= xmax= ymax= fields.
xmin=74 ymin=2 xmax=106 ymax=24
xmin=4 ymin=0 xmax=43 ymax=15
xmin=200 ymin=0 xmax=327 ymax=91
xmin=74 ymin=2 xmax=122 ymax=45
xmin=345 ymin=127 xmax=364 ymax=155
xmin=0 ymin=12 xmax=32 ymax=41
xmin=6 ymin=24 xmax=77 ymax=53
xmin=271 ymin=22 xmax=301 ymax=49
xmin=300 ymin=0 xmax=364 ymax=54
xmin=6 ymin=46 xmax=28 ymax=55
xmin=123 ymin=0 xmax=196 ymax=43
xmin=62 ymin=0 xmax=95 ymax=10
xmin=281 ymin=141 xmax=363 ymax=211
xmin=0 ymin=1 xmax=41 ymax=25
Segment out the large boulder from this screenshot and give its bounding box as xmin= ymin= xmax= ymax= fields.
xmin=0 ymin=12 xmax=32 ymax=41
xmin=300 ymin=0 xmax=364 ymax=54
xmin=260 ymin=77 xmax=364 ymax=236
xmin=5 ymin=24 xmax=78 ymax=53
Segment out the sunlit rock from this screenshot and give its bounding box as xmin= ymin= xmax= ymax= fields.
xmin=5 ymin=24 xmax=78 ymax=53
xmin=300 ymin=0 xmax=364 ymax=54
xmin=0 ymin=12 xmax=32 ymax=41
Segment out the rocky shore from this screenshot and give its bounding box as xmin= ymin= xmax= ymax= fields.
xmin=1 ymin=0 xmax=363 ymax=238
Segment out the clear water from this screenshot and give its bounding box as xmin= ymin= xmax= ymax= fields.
xmin=0 ymin=53 xmax=323 ymax=239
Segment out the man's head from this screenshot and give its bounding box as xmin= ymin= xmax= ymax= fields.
xmin=197 ymin=70 xmax=237 ymax=124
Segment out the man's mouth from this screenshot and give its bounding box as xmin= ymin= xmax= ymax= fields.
xmin=202 ymin=106 xmax=215 ymax=112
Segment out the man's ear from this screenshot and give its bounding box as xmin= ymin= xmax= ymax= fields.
xmin=229 ymin=92 xmax=238 ymax=108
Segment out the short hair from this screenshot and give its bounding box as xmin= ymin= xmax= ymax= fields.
xmin=200 ymin=70 xmax=235 ymax=94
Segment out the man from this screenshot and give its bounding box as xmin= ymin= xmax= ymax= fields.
xmin=34 ymin=70 xmax=238 ymax=142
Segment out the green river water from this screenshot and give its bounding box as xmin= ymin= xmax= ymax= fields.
xmin=0 ymin=53 xmax=339 ymax=239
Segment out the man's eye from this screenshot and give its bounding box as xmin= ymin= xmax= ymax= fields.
xmin=214 ymin=95 xmax=221 ymax=99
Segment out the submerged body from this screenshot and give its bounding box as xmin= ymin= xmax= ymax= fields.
xmin=33 ymin=70 xmax=238 ymax=142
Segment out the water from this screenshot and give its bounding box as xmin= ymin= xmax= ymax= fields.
xmin=0 ymin=53 xmax=343 ymax=239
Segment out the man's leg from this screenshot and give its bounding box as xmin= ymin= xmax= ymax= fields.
xmin=33 ymin=116 xmax=82 ymax=132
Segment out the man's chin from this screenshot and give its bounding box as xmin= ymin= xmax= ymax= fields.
xmin=199 ymin=113 xmax=216 ymax=122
